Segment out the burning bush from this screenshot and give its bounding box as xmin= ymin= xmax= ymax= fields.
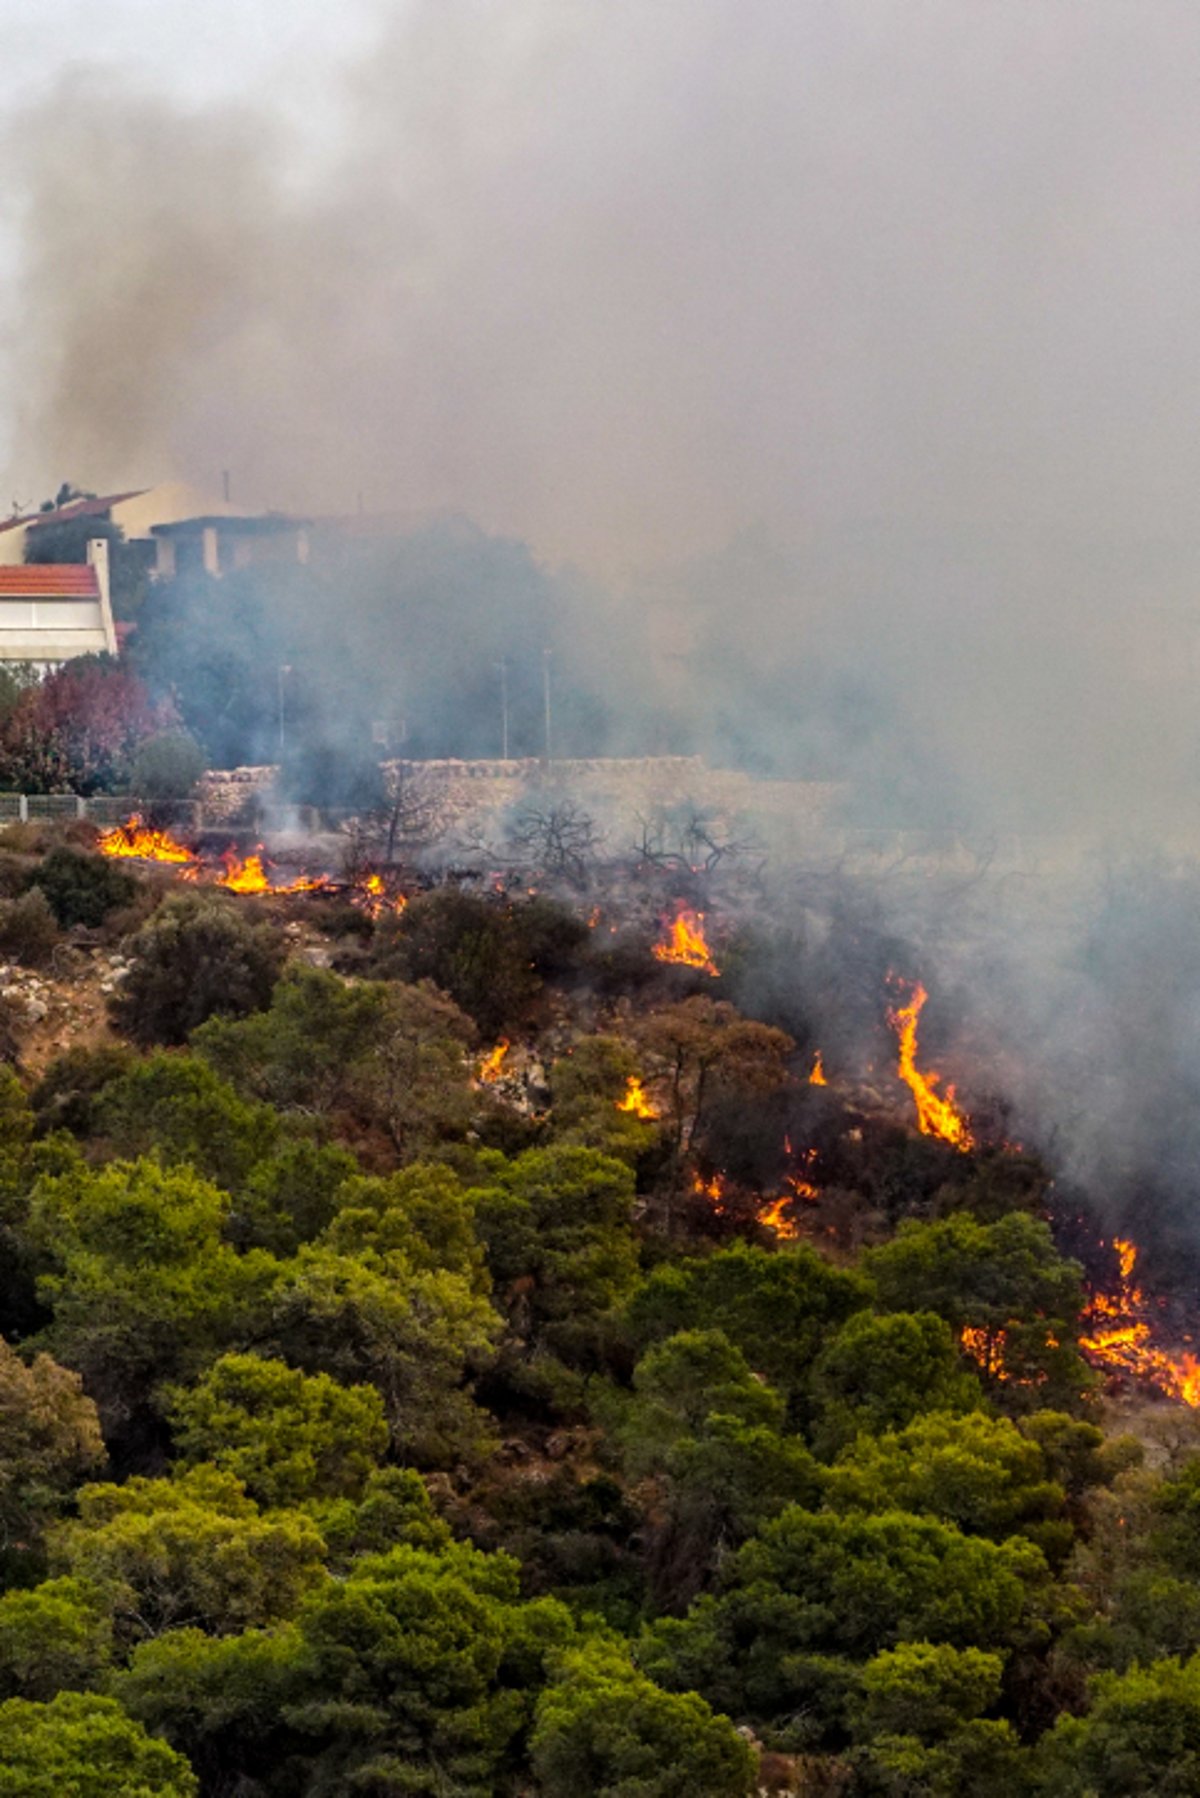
xmin=29 ymin=847 xmax=136 ymax=930
xmin=110 ymin=892 xmax=286 ymax=1046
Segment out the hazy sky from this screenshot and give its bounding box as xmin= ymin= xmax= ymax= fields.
xmin=3 ymin=0 xmax=1200 ymax=576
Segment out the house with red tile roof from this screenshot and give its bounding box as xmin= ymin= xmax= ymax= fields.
xmin=0 ymin=540 xmax=117 ymax=668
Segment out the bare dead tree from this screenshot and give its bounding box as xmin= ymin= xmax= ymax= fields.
xmin=632 ymin=804 xmax=757 ymax=881
xmin=344 ymin=764 xmax=450 ymax=871
xmin=507 ymin=800 xmax=603 ymax=888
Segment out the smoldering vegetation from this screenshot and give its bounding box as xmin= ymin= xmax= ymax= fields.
xmin=6 ymin=0 xmax=1200 ymax=1262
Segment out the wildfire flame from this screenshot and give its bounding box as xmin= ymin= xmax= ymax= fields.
xmin=353 ymin=872 xmax=408 ymax=918
xmin=1080 ymin=1236 xmax=1200 ymax=1406
xmin=617 ymin=1075 xmax=659 ymax=1120
xmin=478 ymin=1040 xmax=510 ymax=1084
xmin=887 ymin=979 xmax=974 ymax=1151
xmin=216 ymin=850 xmax=333 ymax=897
xmin=757 ymin=1195 xmax=801 ymax=1240
xmin=653 ymin=907 xmax=719 ymax=977
xmin=809 ymin=1051 xmax=827 ymax=1086
xmin=98 ymin=817 xmax=196 ymax=865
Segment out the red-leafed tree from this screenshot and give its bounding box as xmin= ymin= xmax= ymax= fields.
xmin=0 ymin=659 xmax=175 ymax=795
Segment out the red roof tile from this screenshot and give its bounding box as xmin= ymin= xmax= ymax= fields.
xmin=0 ymin=567 xmax=99 ymax=597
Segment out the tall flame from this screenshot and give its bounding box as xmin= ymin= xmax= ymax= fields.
xmin=478 ymin=1040 xmax=510 ymax=1083
xmin=98 ymin=817 xmax=196 ymax=865
xmin=653 ymin=907 xmax=719 ymax=976
xmin=888 ymin=980 xmax=974 ymax=1151
xmin=809 ymin=1050 xmax=827 ymax=1086
xmin=617 ymin=1075 xmax=659 ymax=1119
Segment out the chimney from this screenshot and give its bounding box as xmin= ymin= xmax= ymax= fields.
xmin=87 ymin=538 xmax=118 ymax=656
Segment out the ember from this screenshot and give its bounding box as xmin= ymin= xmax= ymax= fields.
xmin=887 ymin=978 xmax=974 ymax=1151
xmin=98 ymin=817 xmax=196 ymax=865
xmin=617 ymin=1075 xmax=659 ymax=1119
xmin=653 ymin=907 xmax=719 ymax=976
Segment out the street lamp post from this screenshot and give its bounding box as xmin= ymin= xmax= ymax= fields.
xmin=277 ymin=664 xmax=292 ymax=758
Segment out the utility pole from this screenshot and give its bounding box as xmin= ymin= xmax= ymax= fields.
xmin=542 ymin=648 xmax=553 ymax=763
xmin=497 ymin=659 xmax=509 ymax=761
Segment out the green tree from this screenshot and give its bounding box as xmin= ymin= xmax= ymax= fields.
xmin=846 ymin=1644 xmax=1026 ymax=1798
xmin=472 ymin=1146 xmax=638 ymax=1362
xmin=165 ymin=1354 xmax=388 ymax=1508
xmin=0 ymin=1578 xmax=113 ymax=1701
xmin=1037 ymin=1652 xmax=1200 ymax=1795
xmin=865 ymin=1212 xmax=1093 ymax=1408
xmin=95 ymin=1053 xmax=281 ymax=1191
xmin=194 ymin=968 xmax=477 ymax=1156
xmin=25 ymin=1159 xmax=276 ymax=1431
xmin=626 ymin=1240 xmax=870 ymax=1410
xmin=0 ymin=1339 xmax=105 ymax=1555
xmin=322 ymin=1163 xmax=489 ymax=1288
xmin=0 ymin=1691 xmax=197 ymax=1797
xmin=130 ymin=733 xmax=206 ymax=811
xmin=232 ymin=1137 xmax=359 ymax=1254
xmin=531 ymin=1638 xmax=754 ymax=1797
xmin=810 ymin=1310 xmax=983 ymax=1456
xmin=110 ymin=893 xmax=285 ymax=1046
xmin=117 ymin=1625 xmax=307 ymax=1796
xmin=621 ymin=1330 xmax=787 ymax=1475
xmin=0 ymin=1582 xmax=112 ymax=1704
xmin=369 ymin=888 xmax=542 ymax=1034
xmin=826 ymin=1411 xmax=1067 ymax=1545
xmin=50 ymin=1465 xmax=327 ymax=1641
xmin=640 ymin=1505 xmax=1049 ymax=1736
xmin=288 ymin=1541 xmax=575 ymax=1796
xmin=264 ymin=1245 xmax=501 ymax=1467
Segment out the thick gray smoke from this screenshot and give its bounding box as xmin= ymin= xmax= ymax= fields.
xmin=7 ymin=2 xmax=1200 ymax=1246
xmin=5 ymin=2 xmax=1200 ymax=830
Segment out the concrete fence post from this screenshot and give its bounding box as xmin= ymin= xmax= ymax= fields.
xmin=18 ymin=797 xmax=27 ymax=823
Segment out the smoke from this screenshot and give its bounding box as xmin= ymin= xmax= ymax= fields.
xmin=6 ymin=2 xmax=1200 ymax=827
xmin=8 ymin=3 xmax=1200 ymax=1242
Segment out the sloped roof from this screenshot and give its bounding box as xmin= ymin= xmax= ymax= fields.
xmin=0 ymin=566 xmax=100 ymax=598
xmin=0 ymin=491 xmax=147 ymax=537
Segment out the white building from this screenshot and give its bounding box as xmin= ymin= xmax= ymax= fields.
xmin=0 ymin=539 xmax=117 ymax=668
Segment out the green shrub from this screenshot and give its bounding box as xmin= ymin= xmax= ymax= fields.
xmin=0 ymin=891 xmax=59 ymax=967
xmin=130 ymin=733 xmax=205 ymax=806
xmin=109 ymin=893 xmax=286 ymax=1047
xmin=28 ymin=848 xmax=135 ymax=929
xmin=31 ymin=1046 xmax=136 ymax=1137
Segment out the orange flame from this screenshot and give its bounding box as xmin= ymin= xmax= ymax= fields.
xmin=617 ymin=1075 xmax=659 ymax=1120
xmin=98 ymin=817 xmax=196 ymax=865
xmin=1079 ymin=1236 xmax=1200 ymax=1406
xmin=653 ymin=907 xmax=719 ymax=977
xmin=214 ymin=848 xmax=333 ymax=896
xmin=757 ymin=1195 xmax=801 ymax=1240
xmin=353 ymin=872 xmax=408 ymax=918
xmin=478 ymin=1040 xmax=510 ymax=1083
xmin=809 ymin=1051 xmax=827 ymax=1086
xmin=888 ymin=980 xmax=974 ymax=1151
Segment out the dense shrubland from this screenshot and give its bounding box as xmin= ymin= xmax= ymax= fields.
xmin=0 ymin=838 xmax=1191 ymax=1794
